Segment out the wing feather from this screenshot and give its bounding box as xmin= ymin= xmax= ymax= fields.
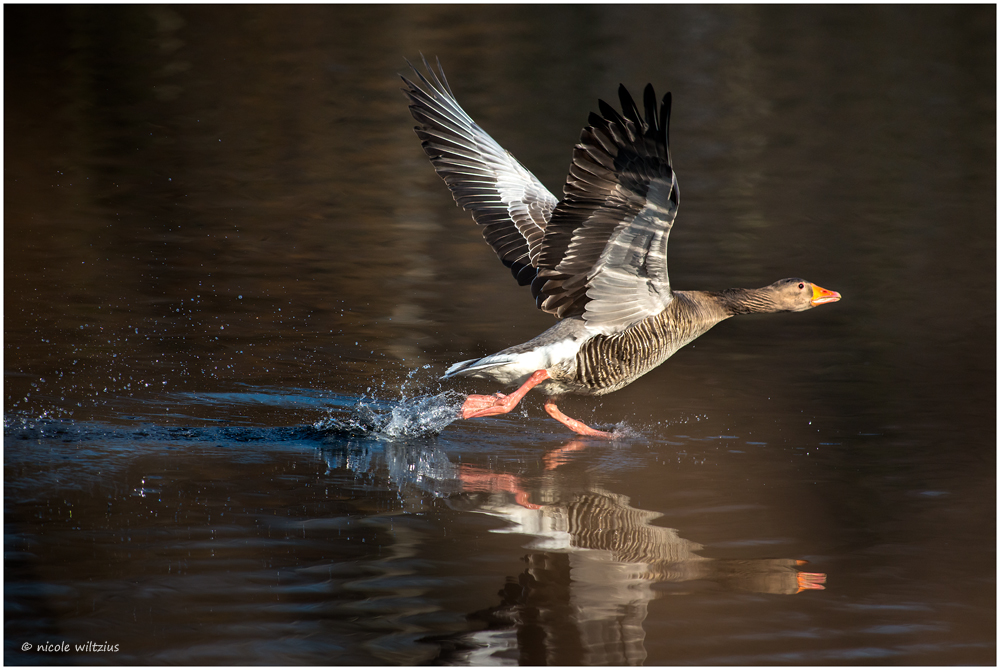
xmin=532 ymin=84 xmax=679 ymax=330
xmin=401 ymin=57 xmax=557 ymax=286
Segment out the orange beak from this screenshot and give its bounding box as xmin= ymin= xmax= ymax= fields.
xmin=810 ymin=284 xmax=841 ymax=306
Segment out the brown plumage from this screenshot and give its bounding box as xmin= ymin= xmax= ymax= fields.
xmin=401 ymin=57 xmax=841 ymax=437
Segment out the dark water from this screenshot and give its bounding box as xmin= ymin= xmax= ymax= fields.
xmin=5 ymin=5 xmax=995 ymax=665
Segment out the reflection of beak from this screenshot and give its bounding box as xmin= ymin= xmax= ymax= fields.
xmin=810 ymin=284 xmax=841 ymax=306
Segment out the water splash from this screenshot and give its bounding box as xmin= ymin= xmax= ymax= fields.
xmin=313 ymin=389 xmax=465 ymax=439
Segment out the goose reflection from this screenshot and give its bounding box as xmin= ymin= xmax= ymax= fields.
xmin=459 ymin=466 xmax=826 ymax=594
xmin=320 ymin=438 xmax=825 ymax=665
xmin=457 ymin=449 xmax=824 ymax=595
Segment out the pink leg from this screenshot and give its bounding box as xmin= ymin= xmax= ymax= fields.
xmin=460 ymin=369 xmax=551 ymax=419
xmin=457 ymin=464 xmax=541 ymax=510
xmin=543 ymin=440 xmax=590 ymax=470
xmin=543 ymin=398 xmax=613 ymax=439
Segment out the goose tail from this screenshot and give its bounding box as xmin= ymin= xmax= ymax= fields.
xmin=442 ymin=358 xmax=481 ymax=379
xmin=442 ymin=352 xmax=527 ymax=380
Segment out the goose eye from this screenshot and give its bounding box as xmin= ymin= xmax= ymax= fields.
xmin=798 ymin=283 xmax=805 ymax=289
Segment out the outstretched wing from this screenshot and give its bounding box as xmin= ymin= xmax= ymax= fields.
xmin=401 ymin=57 xmax=557 ymax=286
xmin=532 ymin=84 xmax=679 ymax=330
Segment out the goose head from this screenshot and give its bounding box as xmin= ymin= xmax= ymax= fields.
xmin=767 ymin=278 xmax=842 ymax=312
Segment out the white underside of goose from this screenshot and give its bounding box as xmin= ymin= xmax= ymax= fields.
xmin=444 ymin=338 xmax=582 ymax=388
xmin=443 ymin=317 xmax=596 ymax=393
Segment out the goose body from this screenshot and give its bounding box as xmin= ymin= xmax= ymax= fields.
xmin=402 ymin=58 xmax=840 ymax=437
xmin=443 ymin=291 xmax=727 ymax=397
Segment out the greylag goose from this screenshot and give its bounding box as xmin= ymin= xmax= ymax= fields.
xmin=401 ymin=58 xmax=841 ymax=438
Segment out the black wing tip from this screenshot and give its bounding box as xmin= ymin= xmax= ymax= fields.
xmin=597 ymin=98 xmax=622 ymax=125
xmin=602 ymin=83 xmax=672 ymax=125
xmin=595 ymin=83 xmax=673 ymax=156
xmin=400 ymin=54 xmax=454 ymax=100
xmin=617 ymin=84 xmax=641 ymax=124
